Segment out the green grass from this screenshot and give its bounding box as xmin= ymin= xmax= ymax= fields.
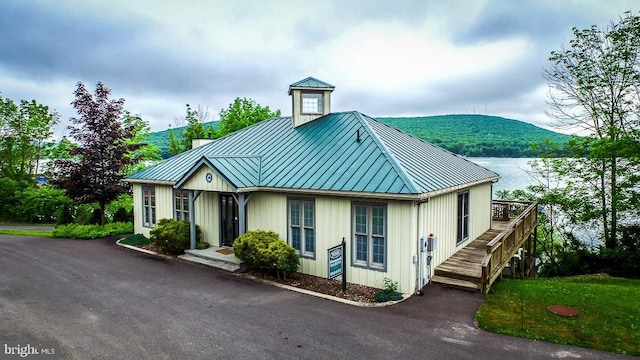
xmin=120 ymin=234 xmax=151 ymax=246
xmin=476 ymin=275 xmax=640 ymax=356
xmin=0 ymin=229 xmax=53 ymax=237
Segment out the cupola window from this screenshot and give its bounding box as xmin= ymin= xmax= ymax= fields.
xmin=301 ymin=93 xmax=323 ymax=114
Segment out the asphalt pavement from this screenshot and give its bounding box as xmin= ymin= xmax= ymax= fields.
xmin=0 ymin=234 xmax=632 ymax=359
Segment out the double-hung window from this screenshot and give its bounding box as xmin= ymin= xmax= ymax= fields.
xmin=352 ymin=203 xmax=386 ymax=270
xmin=142 ymin=186 xmax=156 ymax=227
xmin=289 ymin=199 xmax=315 ymax=258
xmin=174 ymin=190 xmax=189 ymax=221
xmin=457 ymin=191 xmax=470 ymax=244
xmin=301 ymin=93 xmax=323 ymax=114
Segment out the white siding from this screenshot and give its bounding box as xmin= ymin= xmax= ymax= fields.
xmin=418 ymin=182 xmax=493 ymax=278
xmin=132 ymin=183 xmax=173 ymax=238
xmin=246 ymin=192 xmax=417 ymax=294
xmin=182 ymin=167 xmax=234 ymax=192
xmin=194 ymin=192 xmax=220 ymax=246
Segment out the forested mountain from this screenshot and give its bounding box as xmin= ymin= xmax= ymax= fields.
xmin=376 ymin=114 xmax=571 ymax=157
xmin=147 ymin=114 xmax=572 ymax=158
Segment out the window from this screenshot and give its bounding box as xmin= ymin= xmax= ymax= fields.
xmin=352 ymin=203 xmax=386 ymax=270
xmin=174 ymin=190 xmax=189 ymax=221
xmin=142 ymin=187 xmax=156 ymax=227
xmin=457 ymin=191 xmax=470 ymax=244
xmin=289 ymin=199 xmax=315 ymax=258
xmin=301 ymin=93 xmax=323 ymax=114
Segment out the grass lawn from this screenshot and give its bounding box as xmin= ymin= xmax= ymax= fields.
xmin=476 ymin=275 xmax=640 ymax=356
xmin=0 ymin=229 xmax=53 ymax=237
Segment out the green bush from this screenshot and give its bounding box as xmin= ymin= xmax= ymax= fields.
xmin=112 ymin=207 xmax=131 ymax=223
xmin=376 ymin=277 xmax=403 ymax=302
xmin=0 ymin=177 xmax=22 ymax=220
xmin=13 ymin=186 xmax=71 ymax=223
xmin=149 ymin=218 xmax=200 ymax=254
xmin=196 ymin=241 xmax=210 ymax=250
xmin=233 ymin=230 xmax=299 ymax=278
xmin=52 ymin=222 xmax=133 ymax=239
xmin=120 ymin=233 xmax=151 ymax=246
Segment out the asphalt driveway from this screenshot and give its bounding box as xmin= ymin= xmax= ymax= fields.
xmin=0 ymin=234 xmax=632 ymax=359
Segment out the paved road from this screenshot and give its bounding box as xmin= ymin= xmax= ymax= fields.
xmin=0 ymin=235 xmax=632 ymax=359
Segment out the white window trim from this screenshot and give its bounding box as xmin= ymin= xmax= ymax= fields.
xmin=351 ymin=202 xmax=387 ymax=271
xmin=288 ymin=198 xmax=316 ymax=259
xmin=142 ymin=186 xmax=156 ymax=228
xmin=301 ymin=92 xmax=323 ymax=114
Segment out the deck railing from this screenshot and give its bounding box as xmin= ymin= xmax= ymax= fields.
xmin=481 ymin=200 xmax=538 ymax=294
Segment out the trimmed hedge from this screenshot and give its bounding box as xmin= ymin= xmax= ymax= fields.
xmin=233 ymin=230 xmax=299 ymax=278
xmin=52 ymin=222 xmax=133 ymax=239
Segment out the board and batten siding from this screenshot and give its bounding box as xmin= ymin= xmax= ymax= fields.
xmin=193 ymin=191 xmax=220 ymax=246
xmin=419 ymin=182 xmax=493 ymax=272
xmin=132 ymin=183 xmax=174 ymax=238
xmin=246 ymin=192 xmax=417 ymax=294
xmin=181 ymin=166 xmax=235 ymax=193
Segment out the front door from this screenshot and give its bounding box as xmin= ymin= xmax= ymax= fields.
xmin=220 ymin=194 xmax=239 ymax=247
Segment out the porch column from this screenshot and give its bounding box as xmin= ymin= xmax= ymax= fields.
xmin=233 ymin=193 xmax=251 ymax=236
xmin=189 ymin=190 xmax=196 ymax=250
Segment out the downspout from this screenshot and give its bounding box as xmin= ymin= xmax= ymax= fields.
xmin=189 ymin=190 xmax=196 ymax=250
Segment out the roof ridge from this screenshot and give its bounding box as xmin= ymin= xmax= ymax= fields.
xmin=354 ymin=111 xmax=421 ymax=194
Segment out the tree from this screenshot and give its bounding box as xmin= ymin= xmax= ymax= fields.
xmin=122 ymin=111 xmax=162 ymax=174
xmin=168 ymin=104 xmax=216 ymax=155
xmin=217 ymin=97 xmax=281 ymax=137
xmin=544 ymin=12 xmax=640 ymax=249
xmin=52 ymin=82 xmax=142 ymax=225
xmin=0 ymin=95 xmax=59 ymax=180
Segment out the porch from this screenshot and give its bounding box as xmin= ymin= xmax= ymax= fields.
xmin=432 ymin=200 xmax=538 ymax=293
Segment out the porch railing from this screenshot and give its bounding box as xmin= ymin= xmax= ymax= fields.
xmin=481 ymin=200 xmax=538 ymax=294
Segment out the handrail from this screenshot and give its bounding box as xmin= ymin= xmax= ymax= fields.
xmin=481 ymin=200 xmax=538 ymax=294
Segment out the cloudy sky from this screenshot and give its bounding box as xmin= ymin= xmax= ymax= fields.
xmin=1 ymin=0 xmax=638 ymax=139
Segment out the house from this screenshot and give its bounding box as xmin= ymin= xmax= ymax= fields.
xmin=126 ymin=77 xmax=503 ymax=295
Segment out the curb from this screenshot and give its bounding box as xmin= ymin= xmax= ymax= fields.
xmin=115 ymin=238 xmax=409 ymax=307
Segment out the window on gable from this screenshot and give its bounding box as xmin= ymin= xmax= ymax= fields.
xmin=143 ymin=186 xmax=156 ymax=228
xmin=289 ymin=198 xmax=315 ymax=258
xmin=174 ymin=190 xmax=189 ymax=221
xmin=457 ymin=191 xmax=470 ymax=244
xmin=301 ymin=93 xmax=323 ymax=114
xmin=352 ymin=202 xmax=386 ymax=271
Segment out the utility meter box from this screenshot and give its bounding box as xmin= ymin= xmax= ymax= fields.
xmin=427 ymin=235 xmax=437 ymax=252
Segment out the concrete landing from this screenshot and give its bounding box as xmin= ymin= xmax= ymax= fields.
xmin=178 ymin=247 xmax=248 ymax=273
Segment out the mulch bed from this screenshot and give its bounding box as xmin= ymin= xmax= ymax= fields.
xmin=248 ymin=271 xmax=381 ymax=303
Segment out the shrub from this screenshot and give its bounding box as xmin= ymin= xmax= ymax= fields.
xmin=196 ymin=241 xmax=210 ymax=250
xmin=112 ymin=207 xmax=131 ymax=223
xmin=233 ymin=230 xmax=299 ymax=278
xmin=14 ymin=186 xmax=72 ymax=223
xmin=150 ymin=218 xmax=200 ymax=254
xmin=52 ymin=222 xmax=133 ymax=239
xmin=376 ymin=277 xmax=403 ymax=302
xmin=120 ymin=234 xmax=151 ymax=246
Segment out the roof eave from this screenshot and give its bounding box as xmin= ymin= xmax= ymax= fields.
xmin=418 ymin=177 xmax=500 ymax=200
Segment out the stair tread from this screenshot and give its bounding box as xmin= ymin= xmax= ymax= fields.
xmin=178 ymin=254 xmax=245 ymax=273
xmin=431 ymin=275 xmax=481 ymax=290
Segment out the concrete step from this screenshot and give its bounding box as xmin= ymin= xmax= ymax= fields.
xmin=430 ymin=275 xmax=482 ymax=292
xmin=179 ymin=248 xmax=247 ymax=273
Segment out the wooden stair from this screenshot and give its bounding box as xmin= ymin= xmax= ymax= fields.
xmin=431 ymin=229 xmax=503 ymax=292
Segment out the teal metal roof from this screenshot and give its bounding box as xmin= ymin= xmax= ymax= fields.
xmin=289 ymin=77 xmax=335 ymax=89
xmin=127 ymin=111 xmax=499 ymax=195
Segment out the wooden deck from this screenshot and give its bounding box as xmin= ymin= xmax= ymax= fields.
xmin=432 ymin=201 xmax=538 ymax=293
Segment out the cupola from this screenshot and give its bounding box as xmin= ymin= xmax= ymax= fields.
xmin=288 ymin=77 xmax=335 ymax=127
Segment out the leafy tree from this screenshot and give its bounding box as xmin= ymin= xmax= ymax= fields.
xmin=52 ymin=82 xmax=142 ymax=225
xmin=168 ymin=104 xmax=216 ymax=155
xmin=0 ymin=95 xmax=59 ymax=180
xmin=122 ymin=111 xmax=162 ymax=174
xmin=217 ymin=97 xmax=281 ymax=137
xmin=543 ymin=12 xmax=640 ymax=249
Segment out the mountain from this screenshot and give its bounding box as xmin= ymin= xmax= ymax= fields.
xmin=147 ymin=115 xmax=571 ymax=158
xmin=376 ymin=114 xmax=571 ymax=157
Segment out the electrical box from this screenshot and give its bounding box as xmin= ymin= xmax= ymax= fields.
xmin=427 ymin=235 xmax=437 ymax=252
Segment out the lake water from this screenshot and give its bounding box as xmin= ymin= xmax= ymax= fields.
xmin=467 ymin=157 xmax=538 ymax=195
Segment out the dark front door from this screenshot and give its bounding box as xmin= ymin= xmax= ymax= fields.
xmin=220 ymin=194 xmax=239 ymax=247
